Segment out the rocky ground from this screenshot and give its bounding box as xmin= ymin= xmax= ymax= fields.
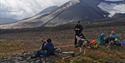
xmin=0 ymin=46 xmax=125 ymax=63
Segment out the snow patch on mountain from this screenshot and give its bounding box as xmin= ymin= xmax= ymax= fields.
xmin=105 ymin=0 xmax=124 ymax=1
xmin=98 ymin=2 xmax=125 ymax=17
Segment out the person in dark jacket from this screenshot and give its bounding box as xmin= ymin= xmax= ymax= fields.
xmin=110 ymin=31 xmax=120 ymax=42
xmin=74 ymin=21 xmax=83 ymax=47
xmin=76 ymin=33 xmax=87 ymax=47
xmin=74 ymin=21 xmax=83 ymax=35
xmin=33 ymin=40 xmax=47 ymax=58
xmin=33 ymin=39 xmax=55 ymax=58
xmin=75 ymin=33 xmax=88 ymax=53
xmin=105 ymin=31 xmax=120 ymax=47
xmin=44 ymin=39 xmax=55 ymax=56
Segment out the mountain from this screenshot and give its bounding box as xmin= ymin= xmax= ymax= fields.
xmin=45 ymin=0 xmax=107 ymax=27
xmin=0 ymin=0 xmax=125 ymax=29
xmin=0 ymin=0 xmax=78 ymax=29
xmin=0 ymin=18 xmax=17 ymax=24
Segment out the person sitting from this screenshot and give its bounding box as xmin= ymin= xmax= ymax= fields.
xmin=44 ymin=39 xmax=55 ymax=56
xmin=110 ymin=31 xmax=120 ymax=42
xmin=98 ymin=33 xmax=106 ymax=45
xmin=105 ymin=31 xmax=120 ymax=48
xmin=41 ymin=40 xmax=47 ymax=50
xmin=32 ymin=40 xmax=47 ymax=58
xmin=33 ymin=39 xmax=55 ymax=58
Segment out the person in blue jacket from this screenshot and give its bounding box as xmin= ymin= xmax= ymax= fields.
xmin=110 ymin=31 xmax=120 ymax=42
xmin=33 ymin=39 xmax=55 ymax=58
xmin=44 ymin=39 xmax=55 ymax=56
xmin=105 ymin=31 xmax=120 ymax=47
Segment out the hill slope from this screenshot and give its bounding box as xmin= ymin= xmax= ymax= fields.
xmin=0 ymin=0 xmax=125 ymax=29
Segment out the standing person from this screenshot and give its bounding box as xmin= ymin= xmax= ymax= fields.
xmin=75 ymin=33 xmax=87 ymax=53
xmin=74 ymin=21 xmax=83 ymax=47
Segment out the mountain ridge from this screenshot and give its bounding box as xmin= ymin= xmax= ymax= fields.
xmin=0 ymin=0 xmax=125 ymax=29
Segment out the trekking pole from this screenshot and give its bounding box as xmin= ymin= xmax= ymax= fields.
xmin=79 ymin=47 xmax=82 ymax=53
xmin=83 ymin=47 xmax=86 ymax=55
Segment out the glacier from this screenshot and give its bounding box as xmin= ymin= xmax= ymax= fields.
xmin=0 ymin=0 xmax=70 ymax=24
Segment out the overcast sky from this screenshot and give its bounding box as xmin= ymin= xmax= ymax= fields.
xmin=0 ymin=0 xmax=70 ymax=23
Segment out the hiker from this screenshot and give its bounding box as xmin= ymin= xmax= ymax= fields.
xmin=75 ymin=33 xmax=88 ymax=53
xmin=74 ymin=21 xmax=83 ymax=47
xmin=110 ymin=31 xmax=120 ymax=46
xmin=110 ymin=31 xmax=120 ymax=42
xmin=98 ymin=33 xmax=106 ymax=45
xmin=33 ymin=39 xmax=55 ymax=58
xmin=105 ymin=31 xmax=120 ymax=48
xmin=44 ymin=39 xmax=55 ymax=56
xmin=76 ymin=33 xmax=87 ymax=47
xmin=33 ymin=40 xmax=47 ymax=58
xmin=74 ymin=21 xmax=83 ymax=35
